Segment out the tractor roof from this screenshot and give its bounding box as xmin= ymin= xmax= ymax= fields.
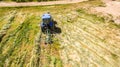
xmin=42 ymin=13 xmax=51 ymax=19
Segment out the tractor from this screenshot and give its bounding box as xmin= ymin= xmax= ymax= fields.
xmin=40 ymin=13 xmax=54 ymax=44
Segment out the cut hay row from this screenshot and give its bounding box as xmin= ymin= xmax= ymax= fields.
xmin=59 ymin=10 xmax=120 ymax=67
xmin=0 ymin=11 xmax=16 ymax=42
xmin=0 ymin=19 xmax=24 ymax=54
xmin=29 ymin=31 xmax=41 ymax=67
xmin=0 ymin=15 xmax=32 ymax=67
xmin=19 ymin=52 xmax=27 ymax=67
xmin=0 ymin=11 xmax=16 ymax=22
xmin=0 ymin=12 xmax=17 ymax=54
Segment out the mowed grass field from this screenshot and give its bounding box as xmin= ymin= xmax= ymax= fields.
xmin=0 ymin=0 xmax=120 ymax=67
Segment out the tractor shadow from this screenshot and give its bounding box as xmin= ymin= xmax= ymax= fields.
xmin=52 ymin=20 xmax=62 ymax=34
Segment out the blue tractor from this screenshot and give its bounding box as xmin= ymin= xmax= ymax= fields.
xmin=40 ymin=13 xmax=54 ymax=44
xmin=41 ymin=13 xmax=54 ymax=33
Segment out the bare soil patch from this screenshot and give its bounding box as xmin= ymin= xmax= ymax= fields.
xmin=93 ymin=0 xmax=120 ymax=24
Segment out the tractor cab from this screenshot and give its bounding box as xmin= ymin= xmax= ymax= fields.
xmin=42 ymin=13 xmax=52 ymax=24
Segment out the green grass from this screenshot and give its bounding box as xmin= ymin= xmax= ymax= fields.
xmin=0 ymin=0 xmax=119 ymax=67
